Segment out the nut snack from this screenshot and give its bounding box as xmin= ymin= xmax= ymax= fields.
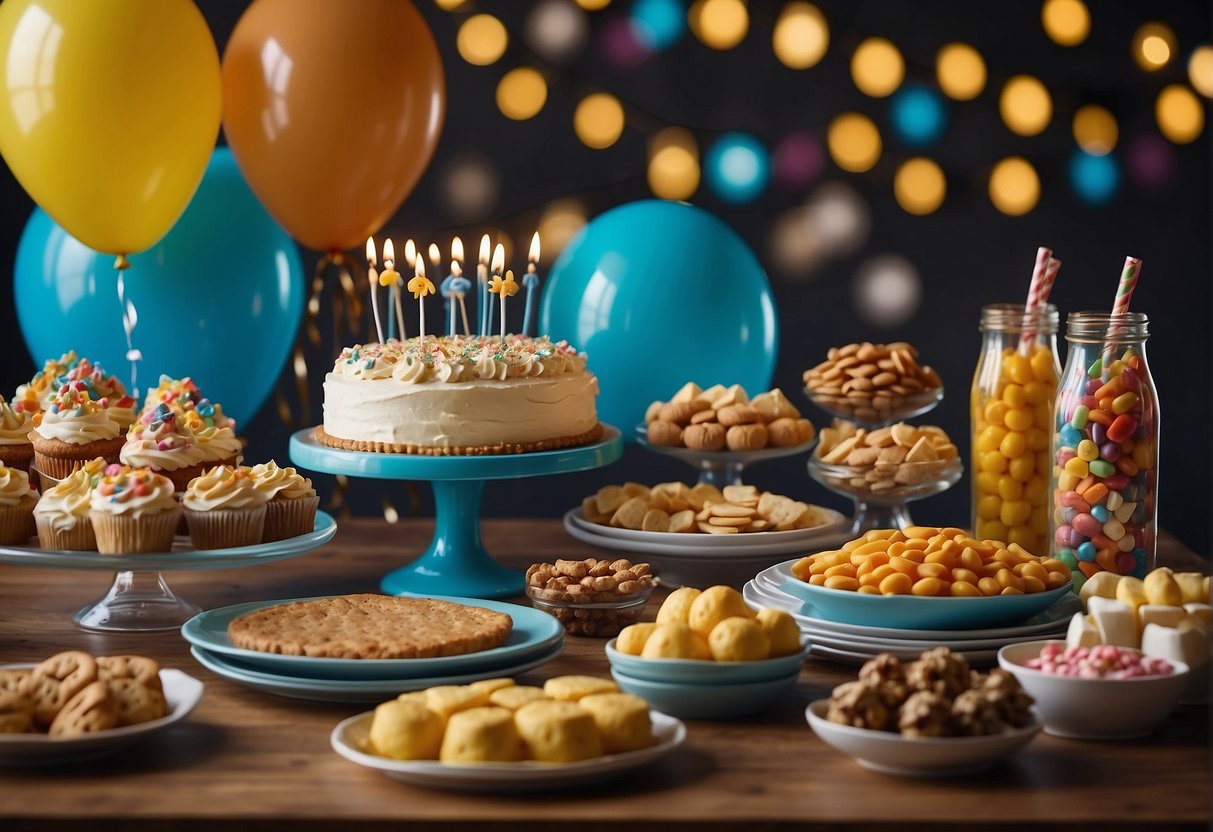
xmin=803 ymin=341 xmax=943 ymax=423
xmin=365 ymin=675 xmax=654 ymax=762
xmin=227 ymin=594 xmax=513 ymax=659
xmin=814 ymin=420 xmax=959 ymax=493
xmin=827 ymin=648 xmax=1035 ymax=737
xmin=792 ymin=527 xmax=1072 ymax=597
xmin=643 ymin=382 xmax=815 ymax=452
xmin=583 ymin=481 xmax=829 ymax=535
xmin=526 ymin=558 xmax=653 ymax=637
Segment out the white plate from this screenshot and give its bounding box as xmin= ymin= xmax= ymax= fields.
xmin=190 ymin=643 xmax=565 ymax=702
xmin=807 ymin=639 xmax=1000 ymax=666
xmin=806 ymin=699 xmax=1041 ymax=776
xmin=565 ymin=506 xmax=848 ymax=551
xmin=0 ymin=666 xmax=204 ymax=765
xmin=331 ymin=708 xmax=686 ymax=791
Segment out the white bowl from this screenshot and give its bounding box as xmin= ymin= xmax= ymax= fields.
xmin=997 ymin=640 xmax=1190 ymax=740
xmin=805 ymin=700 xmax=1041 ymax=776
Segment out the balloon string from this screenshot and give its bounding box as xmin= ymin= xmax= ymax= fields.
xmin=114 ymin=256 xmax=142 ymax=400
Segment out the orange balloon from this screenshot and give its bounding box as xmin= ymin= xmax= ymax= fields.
xmin=221 ymin=0 xmax=445 ymax=252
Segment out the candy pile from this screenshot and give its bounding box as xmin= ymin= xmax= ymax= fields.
xmin=1025 ymin=643 xmax=1173 ymax=679
xmin=1052 ymin=347 xmax=1157 ymax=579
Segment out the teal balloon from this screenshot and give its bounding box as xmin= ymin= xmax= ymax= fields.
xmin=15 ymin=147 xmax=303 ymax=428
xmin=540 ymin=200 xmax=777 ymax=433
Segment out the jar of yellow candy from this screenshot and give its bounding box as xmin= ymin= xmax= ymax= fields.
xmin=971 ymin=303 xmax=1060 ymax=555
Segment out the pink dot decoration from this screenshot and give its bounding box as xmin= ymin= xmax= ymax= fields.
xmin=773 ymin=132 xmax=824 ymax=191
xmin=600 ymin=16 xmax=653 ymax=69
xmin=1126 ymin=133 xmax=1177 ymax=192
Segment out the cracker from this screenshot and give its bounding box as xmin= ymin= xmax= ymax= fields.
xmin=28 ymin=651 xmax=98 ymax=727
xmin=610 ymin=496 xmax=649 ymax=530
xmin=48 ymin=680 xmax=117 ymax=737
xmin=227 ymin=595 xmax=513 ymax=660
xmin=106 ymin=677 xmax=167 ymax=726
xmin=668 ymin=509 xmax=696 ymax=533
xmin=641 ymin=508 xmax=671 ymax=532
xmin=722 ymin=485 xmax=760 ymax=505
xmin=697 ymin=521 xmax=738 ymax=534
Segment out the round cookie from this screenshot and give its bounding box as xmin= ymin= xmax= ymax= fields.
xmin=98 ymin=655 xmax=163 ymax=694
xmin=28 ymin=650 xmax=98 ymax=727
xmin=48 ymin=680 xmax=118 ymax=737
xmin=0 ymin=688 xmax=33 ymax=734
xmin=107 ymin=677 xmax=168 ymax=726
xmin=0 ymin=668 xmax=30 ymax=695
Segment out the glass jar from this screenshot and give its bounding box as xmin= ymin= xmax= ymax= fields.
xmin=1050 ymin=312 xmax=1158 ymax=585
xmin=971 ymin=303 xmax=1060 ymax=555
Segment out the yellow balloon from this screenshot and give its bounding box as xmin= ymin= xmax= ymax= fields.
xmin=0 ymin=0 xmax=221 ymax=255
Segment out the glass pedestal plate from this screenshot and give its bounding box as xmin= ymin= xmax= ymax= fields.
xmin=290 ymin=426 xmax=623 ymax=599
xmin=634 ymin=426 xmax=816 ymax=488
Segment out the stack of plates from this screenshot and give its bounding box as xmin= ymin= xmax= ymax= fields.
xmin=181 ymin=595 xmax=564 ymax=702
xmin=744 ymin=563 xmax=1082 ymax=666
xmin=562 ymin=506 xmax=850 ymax=587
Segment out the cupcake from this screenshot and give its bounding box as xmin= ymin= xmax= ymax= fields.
xmin=34 ymin=460 xmax=106 ymax=551
xmin=182 ymin=466 xmax=267 ymax=549
xmin=181 ymin=410 xmax=243 ymax=467
xmin=0 ymin=395 xmax=35 ymax=474
xmin=142 ymin=375 xmax=236 ymax=431
xmin=119 ymin=404 xmax=206 ymax=491
xmin=0 ymin=462 xmax=38 ymax=544
xmin=56 ymin=358 xmax=136 ymax=431
xmin=14 ymin=350 xmax=81 ymax=416
xmin=30 ymin=384 xmax=125 ymax=480
xmin=89 ymin=466 xmax=181 ymax=554
xmin=250 ymin=461 xmax=320 ymax=541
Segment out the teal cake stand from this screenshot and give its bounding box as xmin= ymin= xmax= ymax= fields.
xmin=290 ymin=426 xmax=622 ymax=599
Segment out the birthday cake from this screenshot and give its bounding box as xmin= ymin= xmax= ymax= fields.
xmin=318 ymin=335 xmax=602 ymax=455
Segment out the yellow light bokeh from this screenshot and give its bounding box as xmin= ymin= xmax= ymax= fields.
xmin=936 ymin=43 xmax=986 ymax=101
xmin=1072 ymin=104 xmax=1118 ymax=155
xmin=574 ymin=93 xmax=626 ymax=149
xmin=772 ymin=2 xmax=829 ymax=70
xmin=1190 ymin=46 xmax=1213 ymax=98
xmin=689 ymin=0 xmax=749 ymax=50
xmin=496 ymin=67 xmax=547 ymax=121
xmin=850 ymin=37 xmax=904 ymax=97
xmin=827 ymin=112 xmax=882 ymax=173
xmin=894 ymin=158 xmax=946 ymax=216
xmin=989 ymin=157 xmax=1040 ymax=216
xmin=1156 ymin=84 xmax=1205 ymax=144
xmin=538 ymin=198 xmax=588 ymax=254
xmin=647 ymin=127 xmax=700 ymax=200
xmin=574 ymin=0 xmax=611 ymax=9
xmin=1041 ymin=0 xmax=1090 ymax=47
xmin=1000 ymin=75 xmax=1052 ymax=136
xmin=1133 ymin=22 xmax=1177 ymax=71
xmin=433 ymin=0 xmax=466 ymax=10
xmin=457 ymin=14 xmax=508 ymax=66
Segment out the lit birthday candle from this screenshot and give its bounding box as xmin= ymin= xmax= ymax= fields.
xmin=487 ymin=245 xmax=517 ymax=344
xmin=477 ymin=234 xmax=491 ymax=336
xmin=408 ymin=254 xmax=436 ymax=350
xmin=523 ymin=232 xmax=541 ymax=337
xmin=444 ymin=237 xmax=470 ymax=336
xmin=382 ymin=238 xmax=404 ymax=341
xmin=366 ymin=237 xmax=384 ymax=343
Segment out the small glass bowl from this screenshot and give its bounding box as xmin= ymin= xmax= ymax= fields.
xmin=525 ymin=584 xmax=654 ymax=638
xmin=808 ymin=455 xmax=963 ymax=534
xmin=804 ymin=384 xmax=943 ymax=428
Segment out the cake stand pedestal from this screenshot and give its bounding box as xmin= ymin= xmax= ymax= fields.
xmin=289 ymin=426 xmax=623 ymax=599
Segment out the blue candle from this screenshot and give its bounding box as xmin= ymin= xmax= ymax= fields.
xmin=522 ymin=232 xmax=541 ymax=336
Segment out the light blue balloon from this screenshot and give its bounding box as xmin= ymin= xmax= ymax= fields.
xmin=1069 ymin=149 xmax=1120 ymax=205
xmin=14 ymin=147 xmax=304 ymax=428
xmin=889 ymin=84 xmax=947 ymax=148
xmin=705 ymin=132 xmax=771 ymax=204
xmin=540 ymin=200 xmax=777 ymax=433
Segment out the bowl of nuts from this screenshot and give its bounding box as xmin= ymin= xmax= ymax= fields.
xmin=525 ymin=558 xmax=654 ymax=638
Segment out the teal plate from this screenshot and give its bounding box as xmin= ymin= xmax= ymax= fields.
xmin=609 ymin=667 xmax=799 ymax=720
xmin=190 ymin=643 xmax=564 ymax=703
xmin=773 ymin=559 xmax=1075 ymax=630
xmin=605 ymin=639 xmax=809 ymax=685
xmin=181 ymin=595 xmax=563 ymax=681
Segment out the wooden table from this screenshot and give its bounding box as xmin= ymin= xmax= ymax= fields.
xmin=1 ymin=519 xmax=1208 ymax=831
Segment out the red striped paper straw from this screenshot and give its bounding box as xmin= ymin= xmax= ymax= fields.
xmin=1102 ymin=255 xmax=1142 ymax=376
xmin=1020 ymin=246 xmax=1057 ymax=352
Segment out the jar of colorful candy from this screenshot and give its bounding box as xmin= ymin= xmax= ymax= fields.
xmin=971 ymin=303 xmax=1060 ymax=556
xmin=1050 ymin=312 xmax=1158 ymax=585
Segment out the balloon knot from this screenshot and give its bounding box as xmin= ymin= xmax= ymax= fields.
xmin=114 ymin=254 xmax=130 ymax=271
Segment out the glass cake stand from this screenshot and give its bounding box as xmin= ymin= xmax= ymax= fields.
xmin=289 ymin=426 xmax=623 ymax=599
xmin=634 ymin=425 xmax=817 ymax=488
xmin=0 ymin=512 xmax=337 ymax=632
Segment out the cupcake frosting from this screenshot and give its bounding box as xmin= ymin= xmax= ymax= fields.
xmin=33 ymin=386 xmax=123 ymax=444
xmin=0 ymin=463 xmax=38 ymax=506
xmin=15 ymin=350 xmax=81 ymax=414
xmin=34 ymin=466 xmax=99 ymax=530
xmin=181 ymin=411 xmax=242 ymax=463
xmin=89 ymin=465 xmax=178 ymax=516
xmin=0 ymin=396 xmax=34 ymax=445
xmin=183 ymin=466 xmax=266 ymax=512
xmin=120 ymin=404 xmax=205 ymax=471
xmin=250 ymin=461 xmax=315 ymax=501
xmin=142 ymin=375 xmax=236 ymax=431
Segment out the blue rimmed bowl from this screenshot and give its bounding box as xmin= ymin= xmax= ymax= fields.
xmin=609 ymin=667 xmax=800 ymax=719
xmin=605 ymin=638 xmax=809 ymax=684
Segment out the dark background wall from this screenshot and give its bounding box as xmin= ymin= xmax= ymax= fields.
xmin=1 ymin=1 xmax=1209 ymax=554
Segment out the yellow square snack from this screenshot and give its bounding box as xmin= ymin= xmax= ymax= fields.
xmin=468 ymin=678 xmax=515 ymax=696
xmin=489 ymin=685 xmax=549 ymax=711
xmin=368 ymin=699 xmax=446 ymax=760
xmin=439 ymin=706 xmax=525 ymax=763
xmin=542 ymin=675 xmax=619 ymax=702
xmin=515 ymin=700 xmax=604 ymax=762
xmin=577 ymin=692 xmax=653 ymax=754
xmin=424 ymin=685 xmax=490 ymax=718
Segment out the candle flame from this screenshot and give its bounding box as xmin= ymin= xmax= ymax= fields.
xmin=491 ymin=243 xmax=505 ymax=274
xmin=479 ymin=234 xmax=491 ymax=265
xmin=529 ymin=231 xmax=540 ymax=264
xmin=383 ymin=238 xmax=395 ymax=265
xmin=428 ymin=243 xmax=440 ymax=266
xmin=404 ymin=238 xmax=417 ymax=268
xmin=452 ymin=236 xmax=464 ymax=261
xmin=365 ymin=237 xmax=377 ymax=266
xmin=415 ymin=256 xmax=425 ymax=277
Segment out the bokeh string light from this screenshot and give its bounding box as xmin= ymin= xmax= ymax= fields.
xmin=1133 ymin=22 xmax=1177 ymax=72
xmin=772 ymin=2 xmax=829 ymax=70
xmin=935 ymin=43 xmax=987 ymax=101
xmin=1041 ymin=0 xmax=1090 ymax=46
xmin=850 ymin=37 xmax=905 ymax=98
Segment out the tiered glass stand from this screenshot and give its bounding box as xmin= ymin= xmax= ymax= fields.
xmin=634 ymin=426 xmax=816 ymax=488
